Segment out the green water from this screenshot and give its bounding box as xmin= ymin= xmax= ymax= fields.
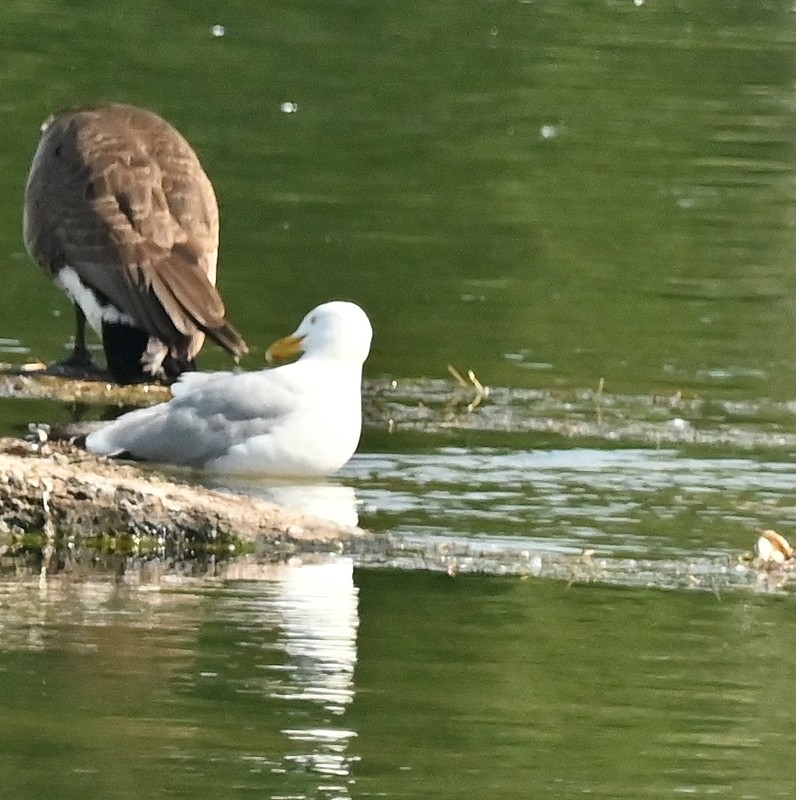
xmin=3 ymin=0 xmax=796 ymax=796
xmin=1 ymin=567 xmax=795 ymax=800
xmin=3 ymin=0 xmax=796 ymax=396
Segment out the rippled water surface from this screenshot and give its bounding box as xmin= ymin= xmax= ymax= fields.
xmin=349 ymin=444 xmax=794 ymax=556
xmin=4 ymin=0 xmax=796 ymax=796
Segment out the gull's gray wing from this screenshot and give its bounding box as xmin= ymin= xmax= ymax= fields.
xmin=86 ymin=369 xmax=300 ymax=466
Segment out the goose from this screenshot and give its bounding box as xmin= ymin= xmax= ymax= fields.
xmin=85 ymin=301 xmax=372 ymax=477
xmin=23 ymin=102 xmax=248 ymax=384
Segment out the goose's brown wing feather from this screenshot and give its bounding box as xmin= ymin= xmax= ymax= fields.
xmin=23 ymin=104 xmax=247 ymax=362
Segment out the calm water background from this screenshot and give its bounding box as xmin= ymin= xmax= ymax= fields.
xmin=3 ymin=0 xmax=796 ymax=797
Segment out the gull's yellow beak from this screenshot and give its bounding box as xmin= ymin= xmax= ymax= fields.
xmin=266 ymin=333 xmax=306 ymax=363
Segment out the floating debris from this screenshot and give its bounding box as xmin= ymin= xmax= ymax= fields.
xmin=350 ymin=534 xmax=796 ymax=595
xmin=211 ymin=24 xmax=226 ymax=37
xmin=754 ymin=529 xmax=793 ymax=565
xmin=447 ymin=365 xmax=488 ymax=413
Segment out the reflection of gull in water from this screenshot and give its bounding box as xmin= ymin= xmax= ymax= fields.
xmin=272 ymin=557 xmax=359 ymax=712
xmin=203 ymin=475 xmax=360 ymax=528
xmin=213 ymin=557 xmax=360 ymax=783
xmin=271 ymin=557 xmax=359 ymax=783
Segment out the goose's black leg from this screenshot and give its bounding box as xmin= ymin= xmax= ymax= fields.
xmin=49 ymin=305 xmax=107 ymax=379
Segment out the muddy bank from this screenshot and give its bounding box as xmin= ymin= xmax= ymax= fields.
xmin=0 ymin=436 xmax=369 ymax=567
xmin=0 ymin=364 xmax=171 ymax=407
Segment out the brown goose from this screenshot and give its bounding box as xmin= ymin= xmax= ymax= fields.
xmin=23 ymin=103 xmax=248 ymax=384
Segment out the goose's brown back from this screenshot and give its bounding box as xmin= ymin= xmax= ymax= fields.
xmin=23 ymin=103 xmax=248 ymax=382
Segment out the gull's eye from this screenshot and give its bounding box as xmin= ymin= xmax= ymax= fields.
xmin=310 ymin=315 xmax=317 ymax=325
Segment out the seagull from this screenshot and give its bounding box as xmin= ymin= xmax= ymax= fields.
xmin=85 ymin=301 xmax=372 ymax=477
xmin=23 ymin=103 xmax=248 ymax=384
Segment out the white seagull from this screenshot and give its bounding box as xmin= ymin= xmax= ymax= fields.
xmin=85 ymin=301 xmax=372 ymax=476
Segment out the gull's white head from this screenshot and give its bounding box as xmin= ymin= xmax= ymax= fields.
xmin=267 ymin=301 xmax=373 ymax=365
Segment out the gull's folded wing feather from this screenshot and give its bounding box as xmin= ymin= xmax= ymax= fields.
xmin=86 ymin=369 xmax=302 ymax=465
